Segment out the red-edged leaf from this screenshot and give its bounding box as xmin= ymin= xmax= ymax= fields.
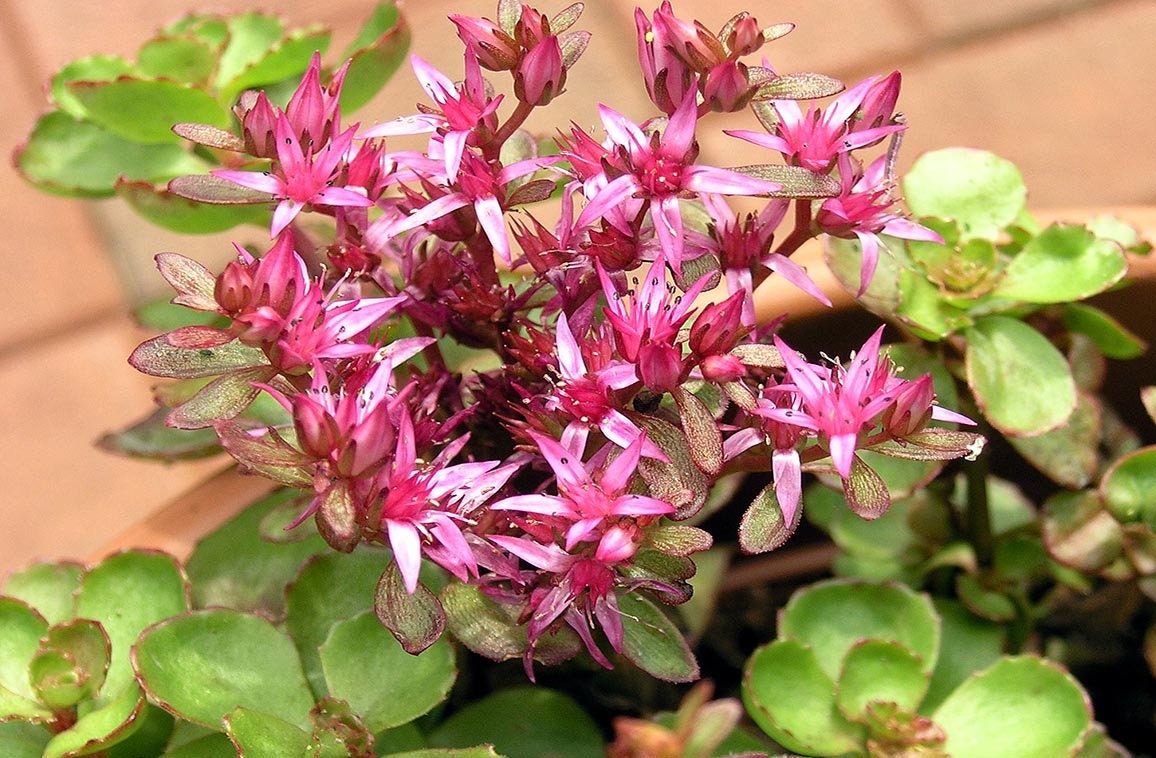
xmin=374 ymin=563 xmax=445 ymax=655
xmin=643 ymin=524 xmax=714 ymax=557
xmin=843 ymin=456 xmax=891 ymax=519
xmin=129 ymin=328 xmax=267 ymax=378
xmin=673 ymin=386 xmax=723 ymax=476
xmin=316 ymin=480 xmax=359 ymax=553
xmin=868 ymin=429 xmax=987 ymax=461
xmin=738 ymin=480 xmax=799 ymax=554
xmin=730 ymin=343 xmax=785 ymax=368
xmin=167 ymin=366 xmax=275 ymax=429
xmin=172 ymin=122 xmax=245 ymax=151
xmin=216 ymin=420 xmax=310 ymax=468
xmin=156 ymin=252 xmax=220 ymax=311
xmin=169 ymin=173 xmax=274 ymax=204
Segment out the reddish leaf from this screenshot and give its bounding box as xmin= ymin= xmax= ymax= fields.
xmin=843 ymin=456 xmax=891 ymax=519
xmin=129 ymin=329 xmax=267 ymax=378
xmin=674 ymin=387 xmax=723 ymax=476
xmin=317 ymin=480 xmax=359 ymax=553
xmin=374 ymin=563 xmax=445 ymax=655
xmin=156 ymin=253 xmax=220 ymax=311
xmin=169 ymin=173 xmax=274 ymax=204
xmin=167 ymin=366 xmax=275 ymax=429
xmin=172 ymin=122 xmax=245 ymax=151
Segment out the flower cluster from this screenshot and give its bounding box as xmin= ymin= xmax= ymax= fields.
xmin=133 ymin=1 xmax=982 ymax=677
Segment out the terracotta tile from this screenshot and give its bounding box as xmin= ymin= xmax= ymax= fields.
xmin=903 ymin=0 xmax=1095 ymax=38
xmin=0 ymin=315 xmax=223 ymax=577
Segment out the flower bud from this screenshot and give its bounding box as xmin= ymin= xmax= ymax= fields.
xmin=635 ymin=5 xmax=696 ymax=115
xmin=450 ymin=14 xmax=522 ymax=70
xmin=725 ymin=14 xmax=765 ymax=57
xmin=689 ymin=291 xmax=746 ymax=357
xmin=639 ymin=343 xmax=684 ymax=393
xmin=700 ymin=61 xmax=754 ymax=113
xmin=514 ymin=36 xmax=565 ymax=106
xmin=234 ymin=90 xmax=279 ymax=159
xmin=700 ymin=353 xmax=746 ymax=384
xmin=881 ymin=375 xmax=936 ymax=438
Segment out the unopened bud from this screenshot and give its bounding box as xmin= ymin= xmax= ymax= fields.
xmin=700 ymin=61 xmax=754 ymax=113
xmin=514 ymin=36 xmax=565 ymax=106
xmin=450 ymin=14 xmax=522 ymax=70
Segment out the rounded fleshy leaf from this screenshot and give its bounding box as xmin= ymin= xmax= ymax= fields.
xmin=955 ymin=574 xmax=1016 ymax=623
xmin=223 ymin=706 xmax=311 ymax=756
xmin=132 ymin=609 xmax=314 ymax=730
xmin=117 ymin=180 xmax=268 ymax=234
xmin=97 ymin=408 xmax=222 ymax=461
xmin=15 ymin=112 xmax=208 ymax=197
xmin=128 ymin=330 xmax=267 ymax=379
xmin=896 ymin=267 xmax=974 ymax=340
xmin=30 ymin=620 xmax=110 ymax=709
xmin=1101 ymin=446 xmax=1156 ymax=528
xmin=617 ymin=592 xmax=699 ymax=683
xmin=218 ymin=26 xmax=332 ymax=102
xmin=159 ymin=732 xmax=236 ymax=757
xmin=904 ymin=149 xmax=1026 ymax=241
xmin=738 ymin=481 xmax=799 ymax=554
xmin=673 ymin=387 xmax=723 ymax=476
xmin=1042 ymin=491 xmax=1125 ymax=575
xmin=778 ymin=578 xmax=939 ymax=681
xmin=0 ymin=597 xmax=50 ymax=718
xmin=185 ymin=490 xmax=326 ymax=618
xmin=922 ymin=600 xmax=1007 ymax=714
xmin=439 ymin=583 xmax=581 ymax=667
xmin=2 ymin=561 xmax=84 ymax=626
xmin=137 ymin=37 xmax=217 ymax=84
xmin=42 ymin=682 xmax=146 ymax=758
xmin=49 ymin=55 xmax=136 ymax=118
xmin=932 ymin=656 xmax=1092 ymax=758
xmin=743 ymin=639 xmax=863 ymax=755
xmin=427 ymin=687 xmax=603 ymax=758
xmin=373 ymin=562 xmax=445 ymax=654
xmin=1063 ymin=303 xmax=1147 ymax=360
xmin=66 ymin=78 xmax=231 ymax=144
xmin=825 ymin=495 xmax=918 ymax=564
xmin=386 ymin=749 xmax=503 ymax=758
xmin=0 ymin=721 xmax=50 ymax=757
xmin=843 ymin=456 xmax=892 ymax=519
xmin=212 ymin=12 xmax=284 ymax=89
xmin=965 ymin=316 xmax=1076 ymax=437
xmin=1008 ymin=392 xmax=1101 ymax=488
xmin=836 ymin=639 xmax=929 ymax=719
xmin=320 ymin=610 xmax=455 ymax=733
xmin=285 ymin=549 xmax=385 ymax=697
xmin=993 ymin=224 xmax=1128 ymax=304
xmin=74 ymin=550 xmax=188 ymax=705
xmin=824 ymin=236 xmax=902 ymax=316
xmin=339 ymin=2 xmax=412 ymax=113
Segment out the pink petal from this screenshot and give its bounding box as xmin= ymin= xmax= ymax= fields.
xmin=474 ymin=195 xmax=511 ymax=264
xmin=772 ymin=448 xmax=802 ymax=525
xmin=828 ymin=432 xmax=858 ymax=479
xmin=683 ymin=165 xmax=781 ymax=196
xmin=387 ymin=519 xmax=424 ymax=594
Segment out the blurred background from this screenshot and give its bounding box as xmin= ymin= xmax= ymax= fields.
xmin=2 ymin=0 xmax=1154 ymax=575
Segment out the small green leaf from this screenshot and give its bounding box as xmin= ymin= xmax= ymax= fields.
xmin=161 ymin=731 xmax=237 ymax=757
xmin=955 ymin=574 xmax=1016 ymax=623
xmin=133 ymin=609 xmax=314 ymax=730
xmin=428 ymin=687 xmax=602 ymax=758
xmin=0 ymin=721 xmax=50 ymax=758
xmin=218 ymin=27 xmax=331 ymax=103
xmin=2 ymin=561 xmax=84 ymax=626
xmin=842 ymin=455 xmax=892 ymax=519
xmin=752 ymin=72 xmax=844 ymax=100
xmin=67 ymin=79 xmax=231 ymax=144
xmin=386 ymin=749 xmax=503 ymax=758
xmin=117 ymin=180 xmax=268 ymax=234
xmin=904 ymin=149 xmax=1027 ymax=241
xmin=0 ymin=597 xmax=50 ymax=704
xmin=185 ymin=489 xmax=326 ymax=617
xmin=98 ymin=408 xmax=223 ymax=461
xmin=340 ymin=2 xmax=411 ymax=113
xmin=224 ymin=706 xmax=311 ymax=756
xmin=836 ymin=639 xmax=928 ymax=719
xmin=673 ymin=387 xmax=723 ymax=476
xmin=75 ymin=550 xmax=188 ymax=705
xmin=922 ymin=599 xmax=1006 ymax=713
xmin=373 ymin=563 xmax=445 ymax=654
xmin=128 ymin=328 xmax=268 ymax=379
xmin=285 ymin=549 xmax=386 ymax=697
xmin=738 ymin=480 xmax=798 ymax=554
xmin=1063 ymin=303 xmax=1147 ymax=359
xmin=743 ymin=639 xmax=862 ymax=755
xmin=50 ymin=56 xmax=137 ymax=118
xmin=965 ymin=316 xmax=1077 ymax=437
xmin=1041 ymin=491 xmax=1125 ymax=575
xmin=778 ymin=578 xmax=939 ymax=681
xmin=320 ymin=610 xmax=456 ymax=732
xmin=731 ymin=164 xmax=840 ymax=198
xmin=617 ymin=592 xmax=699 ymax=682
xmin=439 ymin=583 xmax=581 ymax=667
xmin=825 ymin=235 xmax=902 ymax=316
xmin=896 ymin=266 xmax=973 ymax=340
xmin=137 ymin=37 xmax=217 ymax=84
xmin=932 ymin=657 xmax=1091 ymax=758
xmin=1008 ymin=392 xmax=1100 ymax=488
xmin=42 ymin=682 xmax=145 ymax=758
xmin=214 ymin=12 xmax=285 ymax=91
xmin=994 ymin=224 xmax=1128 ymax=303
xmin=166 ymin=366 xmax=275 ymax=429
xmin=1100 ymin=445 xmax=1156 ymax=528
xmin=30 ymin=620 xmax=110 ymax=709
xmin=14 ymin=112 xmax=207 ymax=197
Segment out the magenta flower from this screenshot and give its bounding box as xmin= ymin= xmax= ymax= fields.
xmin=213 ymin=118 xmax=373 ymax=237
xmin=492 ymin=431 xmax=673 ymax=551
xmin=570 ymin=90 xmax=781 ymax=271
xmin=726 ymin=74 xmax=906 ymax=173
xmin=815 ymin=154 xmax=942 ymax=295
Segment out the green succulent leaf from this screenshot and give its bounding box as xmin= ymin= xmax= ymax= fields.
xmin=74 ymin=550 xmax=189 ymax=705
xmin=66 ymin=78 xmax=231 ymax=144
xmin=339 ymin=2 xmax=411 ymax=113
xmin=922 ymin=599 xmax=1007 ymax=713
xmin=42 ymin=682 xmax=146 ymax=758
xmin=15 ymin=112 xmax=208 ymax=197
xmin=428 ymin=687 xmax=603 ymax=758
xmin=836 ymin=639 xmax=929 ymax=719
xmin=116 ymin=180 xmax=268 ymax=234
xmin=904 ymin=149 xmax=1027 ymax=241
xmin=97 ymin=408 xmax=223 ymax=462
xmin=955 ymin=574 xmax=1017 ymax=623
xmin=743 ymin=639 xmax=863 ymax=755
xmin=965 ymin=315 xmax=1077 ymax=437
xmin=319 ymin=610 xmax=456 ymax=732
xmin=1100 ymin=445 xmax=1156 ymax=528
xmin=218 ymin=26 xmax=331 ymax=103
xmin=132 ymin=609 xmax=314 ymax=730
xmin=2 ymin=561 xmax=84 ymax=626
xmin=617 ymin=592 xmax=699 ymax=682
xmin=0 ymin=597 xmax=51 ymax=717
xmin=30 ymin=620 xmax=110 ymax=710
xmin=0 ymin=721 xmax=50 ymax=758
xmin=738 ymin=480 xmax=798 ymax=554
xmin=778 ymin=579 xmax=940 ymax=681
xmin=373 ymin=563 xmax=445 ymax=655
xmin=1008 ymin=392 xmax=1100 ymax=488
xmin=185 ymin=489 xmax=326 ymax=617
xmin=825 ymin=236 xmax=903 ymax=316
xmin=223 ymin=706 xmax=311 ymax=756
xmin=1063 ymin=303 xmax=1147 ymax=360
xmin=50 ymin=56 xmax=137 ymax=118
xmin=1041 ymin=491 xmax=1125 ymax=575
xmin=214 ymin=12 xmax=285 ymax=91
xmin=128 ymin=328 xmax=268 ymax=379
xmin=993 ymin=224 xmax=1128 ymax=303
xmin=137 ymin=37 xmax=217 ymax=84
xmin=932 ymin=656 xmax=1091 ymax=758
xmin=439 ymin=583 xmax=582 ymax=667
xmin=285 ymin=549 xmax=386 ymax=698
xmin=896 ymin=266 xmax=974 ymax=340
xmin=385 ymin=750 xmax=504 ymax=758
